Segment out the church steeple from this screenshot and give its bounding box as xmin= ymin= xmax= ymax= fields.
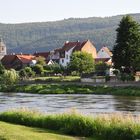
xmin=0 ymin=37 xmax=7 ymax=60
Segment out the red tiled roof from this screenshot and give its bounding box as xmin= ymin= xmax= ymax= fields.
xmin=16 ymin=55 xmax=36 ymax=64
xmin=1 ymin=55 xmax=16 ymax=65
xmin=61 ymin=40 xmax=88 ymax=52
xmin=73 ymin=40 xmax=88 ymax=51
xmin=34 ymin=52 xmax=50 ymax=58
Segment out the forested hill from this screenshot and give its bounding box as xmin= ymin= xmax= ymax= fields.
xmin=1 ymin=13 xmax=140 ymax=54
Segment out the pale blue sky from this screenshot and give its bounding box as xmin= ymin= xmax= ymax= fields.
xmin=0 ymin=0 xmax=140 ymax=23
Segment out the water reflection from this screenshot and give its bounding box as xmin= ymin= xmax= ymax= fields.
xmin=0 ymin=92 xmax=140 ymax=115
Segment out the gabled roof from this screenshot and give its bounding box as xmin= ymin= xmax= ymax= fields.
xmin=73 ymin=40 xmax=88 ymax=51
xmin=34 ymin=52 xmax=50 ymax=58
xmin=100 ymin=46 xmax=113 ymax=57
xmin=1 ymin=55 xmax=16 ymax=65
xmin=16 ymin=55 xmax=35 ymax=64
xmin=1 ymin=54 xmax=35 ymax=64
xmin=61 ymin=40 xmax=89 ymax=52
xmin=61 ymin=41 xmax=79 ymax=52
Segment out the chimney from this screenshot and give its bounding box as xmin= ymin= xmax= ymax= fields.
xmin=65 ymin=40 xmax=69 ymax=44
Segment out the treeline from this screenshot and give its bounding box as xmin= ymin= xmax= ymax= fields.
xmin=0 ymin=13 xmax=140 ymax=53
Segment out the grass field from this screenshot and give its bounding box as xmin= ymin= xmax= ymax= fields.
xmin=0 ymin=121 xmax=89 ymax=140
xmin=0 ymin=109 xmax=140 ymax=140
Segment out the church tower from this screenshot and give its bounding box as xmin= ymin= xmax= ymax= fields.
xmin=0 ymin=38 xmax=7 ymax=60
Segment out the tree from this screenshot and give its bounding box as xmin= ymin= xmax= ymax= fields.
xmin=36 ymin=56 xmax=46 ymax=66
xmin=2 ymin=69 xmax=19 ymax=85
xmin=113 ymin=15 xmax=140 ymax=73
xmin=32 ymin=64 xmax=44 ymax=75
xmin=68 ymin=51 xmax=95 ymax=74
xmin=19 ymin=67 xmax=35 ymax=79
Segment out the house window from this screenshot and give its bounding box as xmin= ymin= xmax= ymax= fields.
xmin=62 ymin=59 xmax=64 ymax=63
xmin=1 ymin=47 xmax=4 ymax=51
xmin=66 ymin=54 xmax=68 ymax=59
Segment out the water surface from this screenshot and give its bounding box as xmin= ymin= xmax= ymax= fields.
xmin=0 ymin=92 xmax=140 ymax=115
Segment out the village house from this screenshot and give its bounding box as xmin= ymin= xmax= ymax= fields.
xmin=34 ymin=40 xmax=97 ymax=67
xmin=58 ymin=40 xmax=97 ymax=67
xmin=0 ymin=38 xmax=7 ymax=60
xmin=1 ymin=54 xmax=36 ymax=70
xmin=96 ymin=46 xmax=114 ymax=76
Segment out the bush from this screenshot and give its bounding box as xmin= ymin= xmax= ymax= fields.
xmin=120 ymin=73 xmax=135 ymax=81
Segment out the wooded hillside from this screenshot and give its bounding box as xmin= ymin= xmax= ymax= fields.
xmin=0 ymin=13 xmax=140 ymax=53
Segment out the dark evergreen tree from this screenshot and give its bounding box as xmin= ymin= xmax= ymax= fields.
xmin=113 ymin=15 xmax=140 ymax=73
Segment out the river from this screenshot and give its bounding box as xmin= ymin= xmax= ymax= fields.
xmin=0 ymin=92 xmax=140 ymax=115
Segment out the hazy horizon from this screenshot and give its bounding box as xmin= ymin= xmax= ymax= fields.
xmin=0 ymin=12 xmax=139 ymax=24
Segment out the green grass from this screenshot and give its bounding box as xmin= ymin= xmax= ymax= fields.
xmin=1 ymin=83 xmax=140 ymax=96
xmin=0 ymin=109 xmax=140 ymax=140
xmin=0 ymin=121 xmax=81 ymax=140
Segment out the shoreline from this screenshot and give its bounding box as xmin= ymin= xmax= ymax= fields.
xmin=0 ymin=83 xmax=140 ymax=96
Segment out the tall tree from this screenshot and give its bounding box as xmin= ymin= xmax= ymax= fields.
xmin=68 ymin=51 xmax=95 ymax=74
xmin=112 ymin=15 xmax=140 ymax=73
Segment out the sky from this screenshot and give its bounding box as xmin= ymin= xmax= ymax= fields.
xmin=0 ymin=0 xmax=140 ymax=23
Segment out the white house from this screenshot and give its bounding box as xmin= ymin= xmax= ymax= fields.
xmin=59 ymin=40 xmax=97 ymax=67
xmin=59 ymin=41 xmax=76 ymax=67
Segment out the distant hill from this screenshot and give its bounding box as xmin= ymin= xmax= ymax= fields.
xmin=0 ymin=13 xmax=140 ymax=54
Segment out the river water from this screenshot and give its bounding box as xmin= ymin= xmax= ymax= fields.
xmin=0 ymin=92 xmax=140 ymax=115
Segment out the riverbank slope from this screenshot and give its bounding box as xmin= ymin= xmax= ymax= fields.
xmin=1 ymin=83 xmax=140 ymax=96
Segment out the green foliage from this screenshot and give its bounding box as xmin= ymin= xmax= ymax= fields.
xmin=2 ymin=14 xmax=140 ymax=54
xmin=113 ymin=15 xmax=140 ymax=73
xmin=36 ymin=56 xmax=46 ymax=66
xmin=68 ymin=51 xmax=95 ymax=74
xmin=2 ymin=69 xmax=19 ymax=85
xmin=0 ymin=62 xmax=5 ymax=75
xmin=0 ymin=109 xmax=140 ymax=140
xmin=1 ymin=84 xmax=140 ymax=96
xmin=19 ymin=67 xmax=35 ymax=79
xmin=120 ymin=73 xmax=135 ymax=81
xmin=45 ymin=63 xmax=64 ymax=74
xmin=32 ymin=64 xmax=44 ymax=75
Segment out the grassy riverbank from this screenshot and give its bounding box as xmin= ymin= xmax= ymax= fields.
xmin=0 ymin=121 xmax=83 ymax=140
xmin=0 ymin=109 xmax=140 ymax=140
xmin=0 ymin=84 xmax=140 ymax=96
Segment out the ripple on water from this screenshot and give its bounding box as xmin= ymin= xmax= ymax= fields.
xmin=0 ymin=92 xmax=140 ymax=115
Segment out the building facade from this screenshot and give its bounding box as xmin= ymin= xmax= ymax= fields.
xmin=59 ymin=40 xmax=97 ymax=67
xmin=0 ymin=38 xmax=7 ymax=60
